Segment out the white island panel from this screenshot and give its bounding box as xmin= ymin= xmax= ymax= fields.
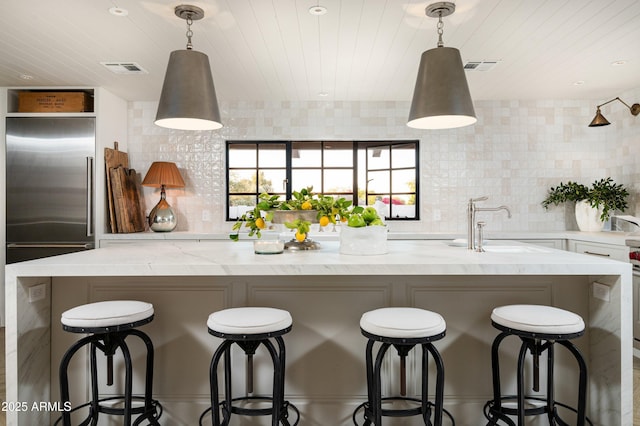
xmin=4 ymin=240 xmax=633 ymax=425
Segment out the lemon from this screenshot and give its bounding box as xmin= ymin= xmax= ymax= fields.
xmin=295 ymin=231 xmax=306 ymax=242
xmin=255 ymin=218 xmax=266 ymax=229
xmin=319 ymin=216 xmax=330 ymax=227
xmin=301 ymin=201 xmax=312 ymax=210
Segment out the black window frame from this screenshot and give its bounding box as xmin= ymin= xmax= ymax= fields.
xmin=226 ymin=140 xmax=419 ymax=221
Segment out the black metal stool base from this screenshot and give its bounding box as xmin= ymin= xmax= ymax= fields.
xmin=201 ymin=327 xmax=299 ymax=426
xmin=353 ymin=329 xmax=453 ymax=426
xmin=199 ymin=396 xmax=300 ymax=425
xmin=483 ymin=395 xmax=593 ymax=426
xmin=353 ymin=397 xmax=456 ymax=425
xmin=58 ymin=322 xmax=162 ymax=426
xmin=484 ymin=323 xmax=590 ymax=426
xmin=54 ymin=395 xmax=162 ymax=426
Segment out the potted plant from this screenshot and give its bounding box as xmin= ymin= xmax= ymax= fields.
xmin=542 ymin=178 xmax=629 ymax=231
xmin=229 ymin=193 xmax=281 ymax=241
xmin=230 ymin=187 xmax=353 ymax=247
xmin=315 ymin=194 xmax=352 ymax=230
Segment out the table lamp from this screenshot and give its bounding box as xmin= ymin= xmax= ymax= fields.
xmin=142 ymin=161 xmax=185 ymax=232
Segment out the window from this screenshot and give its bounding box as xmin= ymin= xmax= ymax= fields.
xmin=226 ymin=140 xmax=419 ymax=220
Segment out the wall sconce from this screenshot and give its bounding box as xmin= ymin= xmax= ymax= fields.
xmin=155 ymin=5 xmax=222 ymax=131
xmin=142 ymin=162 xmax=185 ymax=232
xmin=588 ymin=97 xmax=640 ymax=127
xmin=407 ymin=2 xmax=477 ymax=130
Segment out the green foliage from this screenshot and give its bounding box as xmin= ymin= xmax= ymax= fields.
xmin=230 ymin=187 xmax=353 ymax=240
xmin=283 ymin=218 xmax=311 ymax=235
xmin=315 ymin=195 xmax=352 ymax=224
xmin=278 ymin=187 xmax=316 ymax=210
xmin=228 ymin=171 xmax=274 ymax=206
xmin=542 ymin=177 xmax=629 ymax=221
xmin=229 ymin=193 xmax=281 ymax=241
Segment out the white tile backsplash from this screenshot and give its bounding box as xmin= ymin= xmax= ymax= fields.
xmin=127 ymin=90 xmax=639 ymax=235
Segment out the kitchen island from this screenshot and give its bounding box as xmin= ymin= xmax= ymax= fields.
xmin=4 ymin=240 xmax=633 ymax=425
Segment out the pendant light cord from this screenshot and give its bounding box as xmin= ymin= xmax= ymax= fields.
xmin=185 ymin=15 xmax=194 ymax=50
xmin=437 ymin=12 xmax=444 ymax=47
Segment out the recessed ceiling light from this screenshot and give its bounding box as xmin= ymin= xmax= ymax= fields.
xmin=318 ymin=91 xmax=329 ymax=97
xmin=109 ymin=7 xmax=128 ymax=17
xmin=309 ymin=5 xmax=328 ymax=16
xmin=19 ymin=74 xmax=34 ymax=80
xmin=611 ymin=60 xmax=627 ymax=66
xmin=573 ymin=80 xmax=585 ymax=86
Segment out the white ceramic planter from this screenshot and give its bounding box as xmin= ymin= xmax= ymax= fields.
xmin=574 ymin=200 xmax=605 ymax=232
xmin=339 ymin=225 xmax=388 ymax=255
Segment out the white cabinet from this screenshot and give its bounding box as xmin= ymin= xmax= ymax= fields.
xmin=567 ymin=240 xmax=628 ymax=262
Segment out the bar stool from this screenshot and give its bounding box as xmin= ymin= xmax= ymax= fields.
xmin=352 ymin=307 xmax=454 ymax=426
xmin=483 ymin=304 xmax=591 ymax=425
xmin=57 ymin=300 xmax=162 ymax=426
xmin=200 ymin=307 xmax=299 ymax=426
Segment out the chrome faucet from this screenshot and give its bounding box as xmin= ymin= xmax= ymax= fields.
xmin=467 ymin=197 xmax=512 ymax=250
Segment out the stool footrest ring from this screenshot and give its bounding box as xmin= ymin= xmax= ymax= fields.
xmin=199 ymin=397 xmax=300 ymax=425
xmin=352 ymin=398 xmax=456 ymax=425
xmin=53 ymin=395 xmax=162 ymax=426
xmin=483 ymin=396 xmax=593 ymax=426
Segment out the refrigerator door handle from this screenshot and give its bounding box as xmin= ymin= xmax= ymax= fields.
xmin=7 ymin=243 xmax=93 ymax=249
xmin=87 ymin=156 xmax=95 ymax=237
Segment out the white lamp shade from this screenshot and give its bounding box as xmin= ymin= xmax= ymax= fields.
xmin=155 ymin=49 xmax=222 ymax=131
xmin=408 ymin=46 xmax=477 ymax=130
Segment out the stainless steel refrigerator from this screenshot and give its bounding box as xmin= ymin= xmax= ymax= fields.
xmin=5 ymin=117 xmax=95 ymax=263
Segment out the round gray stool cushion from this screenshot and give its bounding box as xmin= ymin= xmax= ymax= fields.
xmin=491 ymin=304 xmax=585 ymax=335
xmin=61 ymin=300 xmax=154 ymax=328
xmin=207 ymin=307 xmax=292 ymax=335
xmin=360 ymin=307 xmax=446 ymax=338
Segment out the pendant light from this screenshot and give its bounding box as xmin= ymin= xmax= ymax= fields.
xmin=588 ymin=97 xmax=640 ymax=127
xmin=155 ymin=5 xmax=222 ymax=131
xmin=408 ymin=2 xmax=476 ymax=130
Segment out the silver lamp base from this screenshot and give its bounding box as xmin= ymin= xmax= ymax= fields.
xmin=148 ymin=198 xmax=177 ymax=232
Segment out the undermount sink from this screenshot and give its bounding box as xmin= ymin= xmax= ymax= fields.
xmin=448 ymin=240 xmax=550 ymax=253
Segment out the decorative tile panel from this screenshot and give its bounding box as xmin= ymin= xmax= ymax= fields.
xmin=127 ymin=90 xmax=639 ymax=234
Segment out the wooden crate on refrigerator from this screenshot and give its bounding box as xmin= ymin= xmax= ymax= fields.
xmin=18 ymin=91 xmax=93 ymax=112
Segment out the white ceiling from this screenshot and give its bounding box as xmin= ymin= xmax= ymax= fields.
xmin=1 ymin=0 xmax=639 ymax=104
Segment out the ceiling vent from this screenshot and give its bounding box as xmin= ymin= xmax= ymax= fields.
xmin=464 ymin=61 xmax=500 ymax=72
xmin=100 ymin=62 xmax=148 ymax=74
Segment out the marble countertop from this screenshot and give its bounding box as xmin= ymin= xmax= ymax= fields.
xmin=6 ymin=239 xmax=631 ymax=278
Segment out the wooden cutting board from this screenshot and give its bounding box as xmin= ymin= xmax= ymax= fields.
xmin=110 ymin=166 xmax=145 ymax=233
xmin=105 ymin=142 xmax=130 ymax=233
